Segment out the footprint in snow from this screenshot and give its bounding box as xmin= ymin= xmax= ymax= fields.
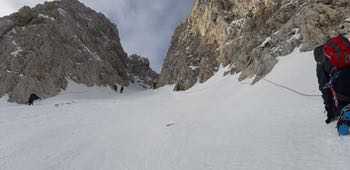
xmin=54 ymin=101 xmax=76 ymax=107
xmin=166 ymin=122 xmax=176 ymax=127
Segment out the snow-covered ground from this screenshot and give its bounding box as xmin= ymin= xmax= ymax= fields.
xmin=1 ymin=49 xmax=350 ymax=170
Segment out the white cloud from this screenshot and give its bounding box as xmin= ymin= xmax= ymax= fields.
xmin=0 ymin=0 xmax=16 ymax=16
xmin=0 ymin=0 xmax=194 ymax=71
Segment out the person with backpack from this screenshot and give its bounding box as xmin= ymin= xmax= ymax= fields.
xmin=27 ymin=93 xmax=41 ymax=105
xmin=113 ymin=84 xmax=118 ymax=92
xmin=120 ymin=86 xmax=124 ymax=94
xmin=314 ymin=34 xmax=350 ymax=135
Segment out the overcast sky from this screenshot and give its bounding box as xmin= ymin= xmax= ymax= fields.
xmin=0 ymin=0 xmax=194 ymax=71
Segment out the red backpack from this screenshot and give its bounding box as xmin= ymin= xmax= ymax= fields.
xmin=323 ymin=34 xmax=350 ymax=70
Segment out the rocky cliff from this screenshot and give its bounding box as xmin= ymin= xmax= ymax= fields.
xmin=0 ymin=0 xmax=157 ymax=103
xmin=158 ymin=0 xmax=350 ymax=90
xmin=127 ymin=54 xmax=159 ymax=89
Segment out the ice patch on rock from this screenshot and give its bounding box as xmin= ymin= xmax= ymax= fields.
xmin=11 ymin=40 xmax=23 ymax=57
xmin=83 ymin=45 xmax=102 ymax=61
xmin=38 ymin=13 xmax=55 ymax=21
xmin=259 ymin=37 xmax=272 ymax=48
xmin=57 ymin=8 xmax=67 ymax=16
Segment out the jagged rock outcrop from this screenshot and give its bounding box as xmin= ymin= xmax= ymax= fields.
xmin=0 ymin=0 xmax=131 ymax=103
xmin=127 ymin=54 xmax=159 ymax=89
xmin=158 ymin=0 xmax=350 ymax=90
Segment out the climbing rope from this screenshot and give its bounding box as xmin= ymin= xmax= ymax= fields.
xmin=178 ymin=75 xmax=322 ymax=98
xmin=262 ymin=78 xmax=321 ymax=97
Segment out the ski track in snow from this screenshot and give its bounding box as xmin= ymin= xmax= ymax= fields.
xmin=1 ymin=49 xmax=350 ymax=170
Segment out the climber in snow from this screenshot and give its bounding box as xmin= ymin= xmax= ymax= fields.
xmin=314 ymin=34 xmax=350 ymax=134
xmin=27 ymin=93 xmax=41 ymax=105
xmin=113 ymin=85 xmax=118 ymax=92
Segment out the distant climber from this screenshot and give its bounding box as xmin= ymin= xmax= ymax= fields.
xmin=27 ymin=93 xmax=41 ymax=105
xmin=113 ymin=85 xmax=118 ymax=92
xmin=152 ymin=81 xmax=157 ymax=89
xmin=314 ymin=34 xmax=350 ymax=126
xmin=120 ymin=86 xmax=124 ymax=94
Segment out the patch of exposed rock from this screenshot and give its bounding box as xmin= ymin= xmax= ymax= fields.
xmin=0 ymin=0 xmax=130 ymax=103
xmin=128 ymin=54 xmax=159 ymax=89
xmin=158 ymin=0 xmax=350 ymax=90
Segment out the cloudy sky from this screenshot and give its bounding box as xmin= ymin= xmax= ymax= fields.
xmin=0 ymin=0 xmax=194 ymax=71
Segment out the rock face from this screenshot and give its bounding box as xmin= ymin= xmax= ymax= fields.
xmin=158 ymin=0 xmax=350 ymax=90
xmin=0 ymin=0 xmax=154 ymax=103
xmin=127 ymin=54 xmax=159 ymax=89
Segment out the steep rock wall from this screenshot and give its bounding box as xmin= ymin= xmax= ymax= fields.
xmin=159 ymin=0 xmax=350 ymax=90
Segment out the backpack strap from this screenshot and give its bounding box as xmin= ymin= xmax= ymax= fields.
xmin=324 ymin=69 xmax=341 ymax=113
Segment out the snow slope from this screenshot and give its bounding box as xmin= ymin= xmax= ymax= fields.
xmin=1 ymin=49 xmax=350 ymax=170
